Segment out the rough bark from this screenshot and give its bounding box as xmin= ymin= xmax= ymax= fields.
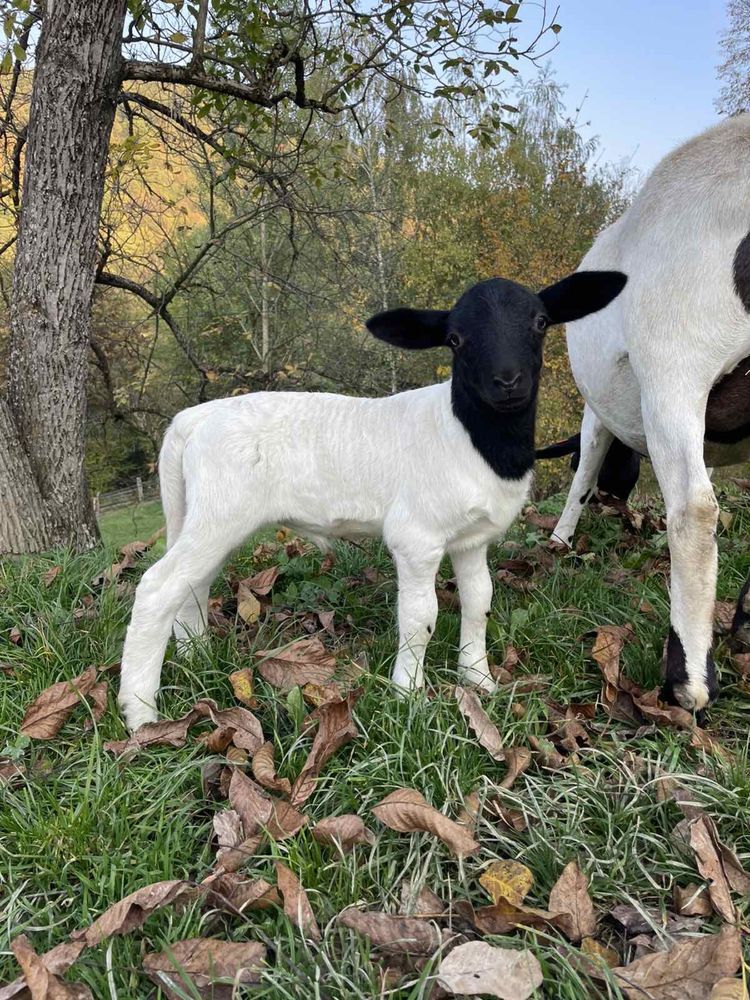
xmin=1 ymin=0 xmax=128 ymax=554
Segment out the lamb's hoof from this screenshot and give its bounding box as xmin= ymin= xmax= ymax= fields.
xmin=390 ymin=666 xmax=424 ymax=697
xmin=119 ymin=698 xmax=158 ymax=733
xmin=458 ymin=667 xmax=497 ymax=694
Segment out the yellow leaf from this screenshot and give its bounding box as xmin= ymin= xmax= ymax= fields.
xmin=229 ymin=668 xmax=257 ymax=707
xmin=237 ymin=592 xmax=261 ymax=624
xmin=580 ymin=937 xmax=619 ymax=969
xmin=479 ymin=860 xmax=533 ymax=907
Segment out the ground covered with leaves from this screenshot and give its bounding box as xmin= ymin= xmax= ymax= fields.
xmin=2 ymin=486 xmax=750 ymax=999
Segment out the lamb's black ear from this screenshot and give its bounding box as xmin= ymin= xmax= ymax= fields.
xmin=366 ymin=308 xmax=450 ymax=349
xmin=538 ymin=270 xmax=628 ymax=326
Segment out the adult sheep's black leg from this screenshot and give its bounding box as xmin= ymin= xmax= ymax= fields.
xmin=730 ymin=576 xmax=750 ymax=648
xmin=596 ymin=438 xmax=641 ymax=502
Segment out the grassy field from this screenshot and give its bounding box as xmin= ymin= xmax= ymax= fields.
xmin=1 ymin=487 xmax=750 ymax=997
xmin=98 ymin=499 xmax=166 ymax=552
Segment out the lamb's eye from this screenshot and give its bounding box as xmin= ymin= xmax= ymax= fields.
xmin=535 ymin=314 xmax=549 ymax=332
xmin=447 ymin=331 xmax=463 ymax=350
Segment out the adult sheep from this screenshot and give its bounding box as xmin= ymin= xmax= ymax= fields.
xmin=548 ymin=114 xmax=750 ymax=715
xmin=118 ymin=271 xmax=625 ymax=731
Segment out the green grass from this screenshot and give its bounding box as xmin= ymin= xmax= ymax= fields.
xmin=98 ymin=499 xmax=166 ymax=551
xmin=2 ymin=486 xmax=750 ymax=997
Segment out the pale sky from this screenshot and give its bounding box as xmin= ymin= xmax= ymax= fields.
xmin=523 ymin=0 xmax=730 ymax=176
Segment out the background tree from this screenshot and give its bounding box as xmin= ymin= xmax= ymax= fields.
xmin=0 ymin=0 xmax=558 ymax=554
xmin=717 ymin=0 xmax=750 ymax=114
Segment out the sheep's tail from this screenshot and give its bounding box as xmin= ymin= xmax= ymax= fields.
xmin=158 ymin=420 xmax=187 ymax=550
xmin=535 ymin=432 xmax=581 ymax=460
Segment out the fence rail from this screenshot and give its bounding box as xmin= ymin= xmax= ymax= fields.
xmin=94 ymin=477 xmax=160 ymax=515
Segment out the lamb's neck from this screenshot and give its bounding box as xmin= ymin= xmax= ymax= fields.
xmin=450 ymin=379 xmax=536 ymax=481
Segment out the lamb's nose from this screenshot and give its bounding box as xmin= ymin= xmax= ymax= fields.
xmin=493 ymin=372 xmax=522 ymax=391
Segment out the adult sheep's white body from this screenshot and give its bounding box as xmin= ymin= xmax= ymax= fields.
xmin=118 ymin=271 xmax=626 ymax=732
xmin=551 ymin=114 xmax=750 ymax=713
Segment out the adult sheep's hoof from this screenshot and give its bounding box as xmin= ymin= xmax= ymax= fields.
xmin=660 ymin=627 xmax=718 ymax=721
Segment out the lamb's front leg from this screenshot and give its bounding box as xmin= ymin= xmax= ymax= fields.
xmin=451 ymin=544 xmax=495 ymax=692
xmin=391 ymin=547 xmax=442 ymax=692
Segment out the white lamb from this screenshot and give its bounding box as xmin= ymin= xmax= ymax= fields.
xmin=118 ymin=270 xmax=626 ymax=731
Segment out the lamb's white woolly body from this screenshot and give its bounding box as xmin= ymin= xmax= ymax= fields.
xmin=552 ymin=114 xmax=750 ymax=712
xmin=118 ymin=381 xmax=530 ymax=731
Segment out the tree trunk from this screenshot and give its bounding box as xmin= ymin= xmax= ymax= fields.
xmin=0 ymin=0 xmax=128 ymax=554
xmin=260 ymin=212 xmax=271 ymax=373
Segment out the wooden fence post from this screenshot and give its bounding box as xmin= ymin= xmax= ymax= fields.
xmin=136 ymin=477 xmax=143 ymax=503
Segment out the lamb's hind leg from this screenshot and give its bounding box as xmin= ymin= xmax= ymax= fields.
xmin=118 ymin=519 xmax=247 ymax=731
xmin=173 ymin=582 xmax=210 ymax=651
xmin=552 ymin=404 xmax=614 ymax=546
xmin=451 ymin=543 xmax=495 ymax=692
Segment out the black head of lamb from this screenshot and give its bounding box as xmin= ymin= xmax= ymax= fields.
xmin=366 ymin=270 xmax=627 ymax=414
xmin=366 ymin=270 xmax=627 ymax=481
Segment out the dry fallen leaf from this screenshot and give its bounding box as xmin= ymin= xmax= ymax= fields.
xmin=217 ymin=771 xmax=306 ymax=870
xmin=72 ymin=880 xmax=201 ymax=949
xmin=251 ymin=742 xmax=291 ymax=796
xmin=548 ymin=861 xmax=597 ymax=942
xmin=372 ymin=788 xmax=479 ymax=857
xmin=454 ymin=686 xmax=503 ymax=760
xmin=691 ymin=728 xmax=732 ymax=759
xmin=81 ymin=681 xmax=108 ymax=733
xmin=453 ymin=897 xmax=552 ymax=937
xmin=524 ymin=508 xmax=559 ymax=532
xmin=399 ymin=882 xmax=445 ymax=917
xmin=500 ymin=747 xmax=532 ymax=790
xmin=491 ymin=804 xmax=528 ymax=833
xmin=228 ymin=667 xmax=258 ymax=708
xmin=456 ymin=790 xmax=481 ymax=832
xmin=592 ymin=625 xmax=693 ymax=728
xmin=20 ymin=666 xmax=100 ymax=740
xmin=290 ymin=691 xmax=359 ymax=805
xmin=0 ymin=760 xmax=25 ymax=785
xmin=0 ymin=879 xmax=204 ymax=998
xmin=612 ymin=925 xmax=742 ymax=1000
xmin=104 ymin=699 xmax=263 ymax=757
xmin=237 ymin=589 xmax=262 ymax=625
xmin=301 ymin=681 xmax=344 ymax=707
xmin=275 ymin=863 xmax=321 ymax=941
xmin=580 ymin=936 xmax=620 ymax=969
xmin=673 ymin=883 xmax=714 ymax=918
xmin=11 ymin=935 xmax=92 ymax=1000
xmin=237 ymin=566 xmax=279 ymax=597
xmin=437 ymin=939 xmax=543 ymax=999
xmin=711 ymin=979 xmax=749 ymax=1000
xmin=143 ymin=937 xmax=266 ymax=998
xmin=41 ymin=565 xmax=62 ymax=588
xmin=91 ymin=529 xmax=164 ymax=587
xmin=311 ymin=814 xmax=375 ymax=852
xmin=203 ymin=872 xmax=279 ymax=914
xmin=337 ymin=908 xmax=441 ymax=956
xmin=255 ymin=637 xmax=336 ymax=690
xmin=479 ymin=861 xmax=534 ymax=907
xmin=687 ymin=814 xmax=750 ymax=923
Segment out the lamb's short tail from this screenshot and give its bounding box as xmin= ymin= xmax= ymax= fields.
xmin=535 ymin=432 xmax=582 ymax=460
xmin=158 ymin=420 xmax=187 ymax=550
